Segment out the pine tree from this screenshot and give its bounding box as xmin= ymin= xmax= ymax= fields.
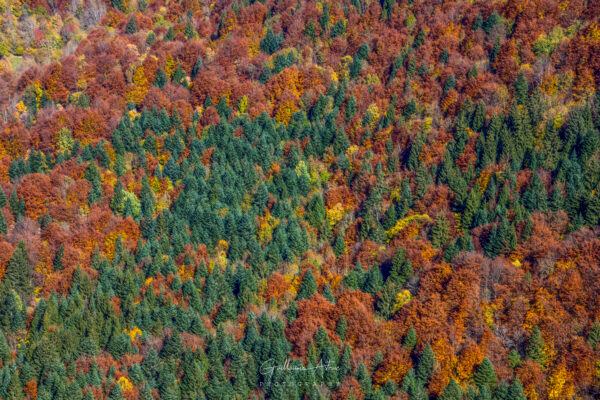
xmin=587 ymin=320 xmax=600 ymax=350
xmin=474 ymin=357 xmax=497 ymax=389
xmin=430 ymin=212 xmax=450 ymax=249
xmin=297 ymin=270 xmax=317 ymax=300
xmin=84 ymin=162 xmax=102 ymax=204
xmin=154 ymin=68 xmax=167 ymax=88
xmin=440 ymin=378 xmax=462 ymax=400
xmin=377 ymin=282 xmax=397 ymax=320
xmin=333 ymin=233 xmax=346 ymax=256
xmin=403 ymin=326 xmax=417 ymax=351
xmin=5 ymin=241 xmax=31 ymax=299
xmin=0 ymin=211 xmax=6 ymax=235
xmin=0 ymin=330 xmax=10 ymax=363
xmin=514 ymin=72 xmax=528 ymax=105
xmin=508 ymin=379 xmax=527 ymax=400
xmin=111 ymin=180 xmax=125 ymax=214
xmin=415 ymin=343 xmax=435 ymax=385
xmin=112 ymin=0 xmax=124 ymax=11
xmin=336 ymin=316 xmax=347 ymax=341
xmin=527 ymin=326 xmax=546 ymax=365
xmin=126 ymin=17 xmax=138 ymax=34
xmin=508 ymin=349 xmax=521 ymax=369
xmin=53 ymin=244 xmax=64 ymax=271
xmin=260 ymin=28 xmax=281 ymax=55
xmin=389 ymin=247 xmax=413 ymax=286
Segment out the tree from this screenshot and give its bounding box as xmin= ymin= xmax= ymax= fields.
xmin=297 ymin=270 xmax=317 ymax=300
xmin=0 ymin=330 xmax=10 ymax=363
xmin=112 ymin=0 xmax=124 ymax=11
xmin=111 ymin=180 xmax=125 ymax=214
xmin=126 ymin=17 xmax=138 ymax=34
xmin=334 ymin=233 xmax=346 ymax=256
xmin=260 ymin=29 xmax=282 ymax=55
xmin=474 ymin=358 xmax=497 ymax=389
xmin=5 ymin=241 xmax=31 ymax=299
xmin=389 ymin=247 xmax=413 ymax=286
xmin=440 ymin=378 xmax=462 ymax=400
xmin=415 ymin=343 xmax=435 ymax=385
xmin=403 ymin=326 xmax=417 ymax=351
xmin=588 ymin=320 xmax=600 ymax=350
xmin=84 ymin=162 xmax=102 ymax=204
xmin=53 ymin=244 xmax=64 ymax=271
xmin=430 ymin=212 xmax=450 ymax=249
xmin=154 ymin=68 xmax=167 ymax=88
xmin=508 ymin=379 xmax=527 ymax=400
xmin=527 ymin=326 xmax=546 ymax=365
xmin=514 ymin=72 xmax=528 ymax=105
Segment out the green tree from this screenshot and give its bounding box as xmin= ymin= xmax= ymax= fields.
xmin=514 ymin=72 xmax=528 ymax=105
xmin=53 ymin=244 xmax=64 ymax=271
xmin=440 ymin=378 xmax=462 ymax=400
xmin=5 ymin=241 xmax=31 ymax=299
xmin=126 ymin=17 xmax=138 ymax=34
xmin=430 ymin=212 xmax=450 ymax=249
xmin=112 ymin=0 xmax=124 ymax=11
xmin=389 ymin=247 xmax=413 ymax=286
xmin=111 ymin=180 xmax=125 ymax=214
xmin=297 ymin=270 xmax=317 ymax=300
xmin=260 ymin=29 xmax=282 ymax=55
xmin=403 ymin=326 xmax=417 ymax=351
xmin=415 ymin=343 xmax=435 ymax=385
xmin=154 ymin=68 xmax=167 ymax=88
xmin=527 ymin=326 xmax=546 ymax=365
xmin=474 ymin=357 xmax=497 ymax=389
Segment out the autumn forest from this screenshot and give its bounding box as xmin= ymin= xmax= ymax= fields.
xmin=0 ymin=0 xmax=599 ymax=399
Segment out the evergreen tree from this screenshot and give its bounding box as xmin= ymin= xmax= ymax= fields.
xmin=53 ymin=244 xmax=64 ymax=271
xmin=260 ymin=29 xmax=282 ymax=55
xmin=440 ymin=378 xmax=463 ymax=400
xmin=514 ymin=72 xmax=528 ymax=105
xmin=297 ymin=270 xmax=317 ymax=300
xmin=508 ymin=379 xmax=527 ymax=400
xmin=112 ymin=0 xmax=124 ymax=11
xmin=474 ymin=357 xmax=497 ymax=389
xmin=154 ymin=68 xmax=167 ymax=89
xmin=336 ymin=316 xmax=347 ymax=341
xmin=403 ymin=326 xmax=417 ymax=351
xmin=415 ymin=343 xmax=435 ymax=385
xmin=430 ymin=212 xmax=450 ymax=249
xmin=389 ymin=247 xmax=413 ymax=286
xmin=126 ymin=17 xmax=138 ymax=34
xmin=527 ymin=326 xmax=546 ymax=365
xmin=5 ymin=241 xmax=31 ymax=299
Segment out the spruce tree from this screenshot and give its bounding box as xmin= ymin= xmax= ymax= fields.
xmin=440 ymin=378 xmax=462 ymax=400
xmin=297 ymin=270 xmax=317 ymax=300
xmin=415 ymin=343 xmax=435 ymax=385
xmin=5 ymin=241 xmax=31 ymax=299
xmin=126 ymin=17 xmax=138 ymax=34
xmin=474 ymin=357 xmax=497 ymax=389
xmin=430 ymin=212 xmax=450 ymax=249
xmin=527 ymin=326 xmax=546 ymax=365
xmin=514 ymin=71 xmax=528 ymax=105
xmin=403 ymin=326 xmax=417 ymax=351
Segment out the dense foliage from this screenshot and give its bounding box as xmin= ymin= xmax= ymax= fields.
xmin=0 ymin=0 xmax=600 ymax=399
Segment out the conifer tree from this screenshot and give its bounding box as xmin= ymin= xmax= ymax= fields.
xmin=527 ymin=326 xmax=546 ymax=365
xmin=440 ymin=378 xmax=462 ymax=400
xmin=474 ymin=357 xmax=497 ymax=389
xmin=415 ymin=343 xmax=435 ymax=385
xmin=430 ymin=212 xmax=451 ymax=249
xmin=297 ymin=270 xmax=317 ymax=300
xmin=5 ymin=241 xmax=31 ymax=299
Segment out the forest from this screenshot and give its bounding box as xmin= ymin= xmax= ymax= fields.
xmin=0 ymin=0 xmax=600 ymax=399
